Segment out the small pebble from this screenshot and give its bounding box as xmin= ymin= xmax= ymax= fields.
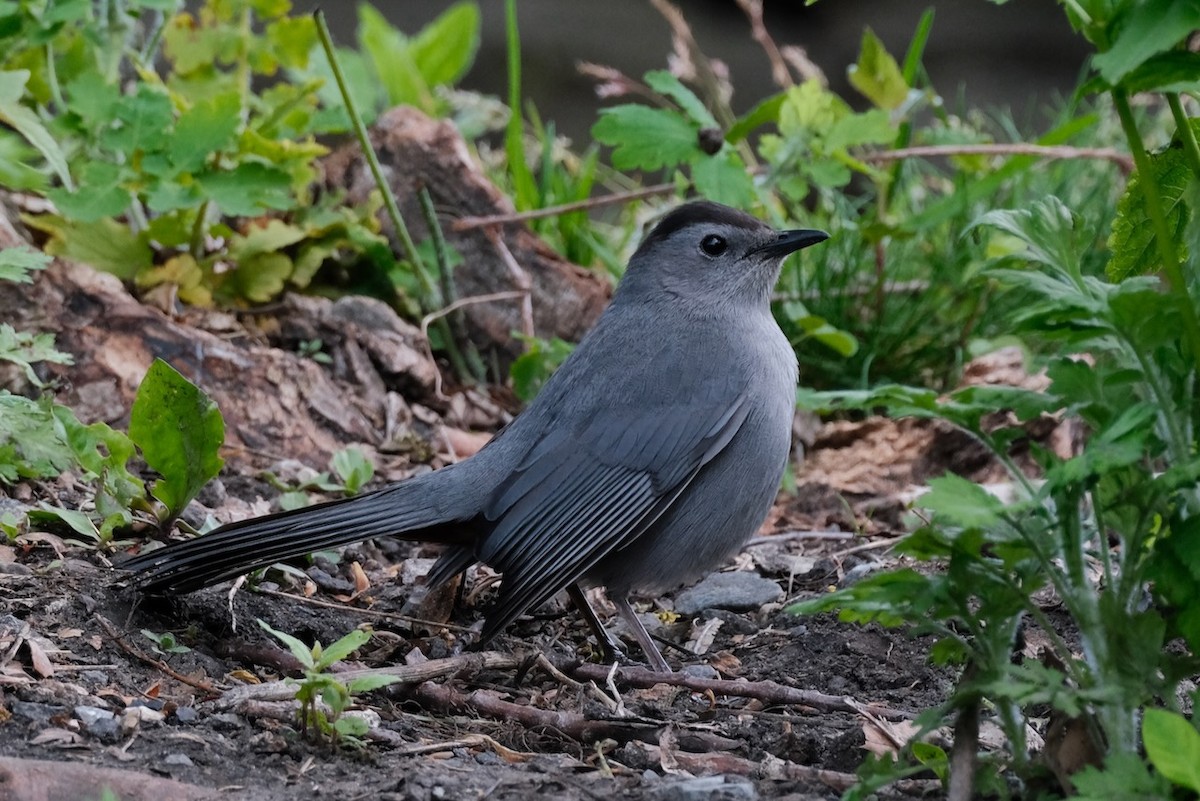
xmin=653 ymin=776 xmax=758 ymax=801
xmin=0 ymin=562 xmax=32 ymax=575
xmin=174 ymin=706 xmax=199 ymax=724
xmin=163 ymin=753 xmax=194 ymax=767
xmin=680 ymin=664 xmax=721 ymax=680
xmin=74 ymin=705 xmax=116 ymax=728
xmin=11 ymin=701 xmax=66 ymax=724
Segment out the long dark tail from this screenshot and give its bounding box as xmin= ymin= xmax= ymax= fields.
xmin=124 ymin=468 xmax=481 ymax=594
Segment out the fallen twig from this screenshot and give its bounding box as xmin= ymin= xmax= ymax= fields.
xmin=863 ymin=143 xmax=1133 ymax=173
xmin=92 ymin=615 xmax=217 ymax=694
xmin=451 ymin=184 xmax=675 ymax=231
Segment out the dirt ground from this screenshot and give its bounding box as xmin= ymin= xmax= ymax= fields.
xmin=1 ymin=511 xmax=952 ymax=801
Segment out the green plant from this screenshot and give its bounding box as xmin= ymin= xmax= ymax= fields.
xmin=141 ymin=628 xmax=191 ymax=656
xmin=257 ymin=619 xmax=398 ymax=747
xmin=792 ymin=0 xmax=1200 ymax=794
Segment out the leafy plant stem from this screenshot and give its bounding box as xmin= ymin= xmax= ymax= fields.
xmin=44 ymin=43 xmax=64 ymax=111
xmin=884 ymin=8 xmax=934 ymax=206
xmin=416 ymin=186 xmax=481 ymax=384
xmin=1166 ymin=93 xmax=1200 ymax=179
xmin=312 ymin=11 xmax=437 ymax=310
xmin=1126 ymin=340 xmax=1192 ymax=468
xmin=189 ymin=201 xmax=211 ymax=260
xmin=1112 ymin=88 xmax=1200 ymax=378
xmin=504 ymin=0 xmax=537 ymax=211
xmin=138 ymin=9 xmax=168 ymax=66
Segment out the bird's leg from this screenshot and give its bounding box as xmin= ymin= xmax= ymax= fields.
xmin=567 ymin=583 xmax=629 ymax=664
xmin=612 ymin=595 xmax=672 ymax=674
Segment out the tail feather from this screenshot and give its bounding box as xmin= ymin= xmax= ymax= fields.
xmin=124 ymin=470 xmax=479 ymax=594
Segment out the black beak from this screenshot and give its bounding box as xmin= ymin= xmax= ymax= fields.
xmin=751 ymin=228 xmax=830 ymax=259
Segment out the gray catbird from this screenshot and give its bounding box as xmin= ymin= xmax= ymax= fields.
xmin=124 ymin=200 xmax=828 ymax=672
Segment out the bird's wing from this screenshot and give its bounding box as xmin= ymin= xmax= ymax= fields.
xmin=475 ymin=371 xmax=752 ymax=641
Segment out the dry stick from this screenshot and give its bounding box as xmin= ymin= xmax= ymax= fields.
xmin=485 ymin=229 xmax=536 ymax=338
xmin=92 ymin=615 xmax=217 ymax=693
xmin=864 ymin=143 xmax=1134 ymax=173
xmin=412 ymin=679 xmax=664 ymax=743
xmin=420 ymin=291 xmax=529 ymax=399
xmin=563 ymin=661 xmax=915 ymax=721
xmin=255 ymin=587 xmax=474 ymax=633
xmin=735 ymin=0 xmax=793 ymax=89
xmin=214 ymin=651 xmax=522 ymax=710
xmin=451 ymin=183 xmax=676 ymax=231
xmin=947 ymin=698 xmax=980 ymax=801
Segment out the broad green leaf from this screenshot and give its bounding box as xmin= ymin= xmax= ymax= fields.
xmin=825 ymin=109 xmax=895 ymax=152
xmin=848 ymin=27 xmax=908 ymax=110
xmin=257 ymin=619 xmax=316 ymax=670
xmin=172 ymin=92 xmax=242 ymax=172
xmin=228 ymin=218 xmax=307 ymax=259
xmin=265 ymin=16 xmax=318 ymax=71
xmin=100 ymin=85 xmax=174 ymax=155
xmin=1106 ymin=142 xmax=1191 ymax=281
xmin=919 ymin=473 xmax=1004 ymax=528
xmin=358 ymin=4 xmax=431 ymax=109
xmin=410 ymin=1 xmax=481 ymax=87
xmin=0 ymin=70 xmax=72 ymax=189
xmin=592 ymin=105 xmax=699 ymax=171
xmin=778 ymin=80 xmax=847 ymax=137
xmin=1142 ymin=709 xmax=1200 ymax=792
xmin=128 ymin=358 xmax=225 ymax=517
xmin=1122 ymin=50 xmax=1200 ymax=94
xmin=727 ymin=92 xmax=785 ymax=143
xmin=346 ymin=674 xmax=402 ymax=694
xmin=137 ymin=254 xmax=213 ymax=307
xmin=0 ymin=324 xmax=72 ymax=386
xmin=33 ymin=502 xmax=100 ymax=542
xmin=1092 ymin=0 xmax=1200 ymax=84
xmin=313 ymin=629 xmax=370 ymax=670
xmin=1073 ymin=753 xmax=1172 ymax=800
xmin=63 ymin=71 xmax=121 ymax=130
xmin=196 ymin=162 xmax=293 ymax=216
xmin=331 ymin=447 xmax=374 ymax=495
xmin=34 ymin=216 xmax=152 ymax=280
xmin=46 ymin=162 xmax=131 ymax=222
xmin=223 ymin=252 xmax=293 ymax=303
xmin=645 ymin=70 xmax=717 ymax=128
xmin=691 ymin=151 xmax=757 ymax=208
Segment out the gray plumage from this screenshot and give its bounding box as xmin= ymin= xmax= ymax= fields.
xmin=124 ymin=200 xmax=828 ymax=672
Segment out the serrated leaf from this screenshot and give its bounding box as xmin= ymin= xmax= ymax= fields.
xmin=920 ymin=473 xmax=1004 ymax=528
xmin=971 ymin=196 xmax=1082 ymax=274
xmin=727 ymin=92 xmax=785 ymax=143
xmin=0 ymin=246 xmax=50 ymax=283
xmin=196 ymin=162 xmax=293 ymax=216
xmin=825 ymin=109 xmax=895 ymax=152
xmin=593 ymin=105 xmax=700 ymax=171
xmin=46 ymin=162 xmax=131 ymax=222
xmin=645 ymin=70 xmax=717 ymax=127
xmin=100 ymin=85 xmax=174 ymax=154
xmin=265 ymin=16 xmax=318 ymax=71
xmin=778 ymin=80 xmax=847 ymax=137
xmin=1092 ymin=0 xmax=1200 ymax=84
xmin=690 ymin=151 xmax=756 ymax=208
xmin=410 ymin=1 xmax=480 ymax=87
xmin=128 ymin=359 xmax=225 ymax=517
xmin=847 ymin=28 xmax=908 ymax=110
xmin=257 ymin=619 xmax=316 ymax=670
xmin=0 ymin=69 xmax=72 ymax=189
xmin=137 ymin=254 xmax=213 ymax=307
xmin=172 ymin=92 xmax=242 ymax=172
xmin=1142 ymin=709 xmax=1200 ymax=792
xmin=223 ymin=251 xmax=293 ymax=303
xmin=0 ymin=392 xmax=75 ymax=481
xmin=1106 ymin=143 xmax=1191 ymax=281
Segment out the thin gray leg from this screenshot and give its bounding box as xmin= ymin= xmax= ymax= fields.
xmin=567 ymin=583 xmax=628 ymax=664
xmin=612 ymin=595 xmax=672 ymax=673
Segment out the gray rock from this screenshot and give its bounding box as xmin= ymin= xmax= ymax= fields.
xmin=680 ymin=664 xmax=721 ymax=680
xmin=0 ymin=562 xmax=32 ymax=575
xmin=653 ymin=776 xmax=758 ymax=801
xmin=163 ymin=753 xmax=194 ymax=767
xmin=11 ymin=701 xmax=66 ymax=724
xmin=673 ymin=572 xmax=782 ymax=615
xmin=74 ymin=704 xmax=115 ymax=728
xmin=174 ymin=706 xmax=199 ymax=724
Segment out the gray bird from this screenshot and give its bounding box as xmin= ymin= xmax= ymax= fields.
xmin=125 ymin=200 xmax=828 ymax=672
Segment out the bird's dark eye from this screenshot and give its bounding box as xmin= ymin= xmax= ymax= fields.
xmin=699 ymin=234 xmax=727 ymax=257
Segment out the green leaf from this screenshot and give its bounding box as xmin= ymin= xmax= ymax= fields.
xmin=1122 ymin=50 xmax=1200 ymax=94
xmin=196 ymin=162 xmax=293 ymax=216
xmin=971 ymin=196 xmax=1082 ymax=275
xmin=345 ymin=673 xmax=402 ymax=694
xmin=0 ymin=70 xmax=72 ymax=189
xmin=33 ymin=216 xmax=152 ymax=280
xmin=919 ymin=473 xmax=1004 ymax=528
xmin=265 ymin=16 xmax=318 ymax=71
xmin=1092 ymin=0 xmax=1200 ymax=84
xmin=509 ymin=336 xmax=574 ymax=402
xmin=357 ymin=4 xmax=430 ymax=109
xmin=0 ymin=392 xmax=75 ymax=481
xmin=824 ymin=109 xmax=895 ymax=152
xmin=128 ymin=359 xmax=225 ymax=517
xmin=257 ymin=619 xmax=316 ymax=670
xmin=1073 ymin=753 xmax=1172 ymax=800
xmin=645 ymin=70 xmax=717 ymax=128
xmin=691 ymin=151 xmax=757 ymax=208
xmin=313 ymin=628 xmax=370 ymax=671
xmin=847 ymin=28 xmax=908 ymax=110
xmin=331 ymin=447 xmax=374 ymax=495
xmin=0 ymin=324 xmax=72 ymax=386
xmin=46 ymin=162 xmax=131 ymax=222
xmin=592 ymin=105 xmax=700 ymax=171
xmin=1106 ymin=142 xmax=1191 ymax=281
xmin=100 ymin=85 xmax=174 ymax=155
xmin=726 ymin=92 xmax=785 ymax=143
xmin=0 ymin=246 xmax=50 ymax=283
xmin=410 ymin=1 xmax=481 ymax=87
xmin=32 ymin=502 xmax=101 ymax=542
xmin=172 ymin=91 xmax=242 ymax=172
xmin=1143 ymin=709 xmax=1200 ymax=792
xmin=223 ymin=252 xmax=294 ymax=303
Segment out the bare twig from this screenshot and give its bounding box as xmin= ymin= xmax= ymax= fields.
xmin=256 ymin=587 xmax=473 ymax=633
xmin=451 ymin=184 xmax=675 ymax=231
xmin=485 ymin=229 xmax=535 ymax=339
xmin=863 ymin=143 xmax=1134 ymax=173
xmin=419 ymin=291 xmax=529 ymax=399
xmin=563 ymin=661 xmax=915 ymax=720
xmin=736 ymin=0 xmax=792 ymax=88
xmin=93 ymin=615 xmax=217 ymax=693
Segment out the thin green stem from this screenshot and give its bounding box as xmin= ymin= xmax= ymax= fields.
xmin=1167 ymin=93 xmax=1200 ymax=179
xmin=312 ymin=11 xmax=437 ymax=309
xmin=417 ymin=187 xmax=481 ymax=385
xmin=1113 ymin=88 xmax=1200 ymax=377
xmin=189 ymin=201 xmax=211 ymax=260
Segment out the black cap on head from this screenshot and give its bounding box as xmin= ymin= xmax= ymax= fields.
xmin=635 ymin=201 xmax=768 ymax=256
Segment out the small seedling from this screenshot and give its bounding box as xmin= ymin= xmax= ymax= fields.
xmin=257 ymin=620 xmax=398 ymax=747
